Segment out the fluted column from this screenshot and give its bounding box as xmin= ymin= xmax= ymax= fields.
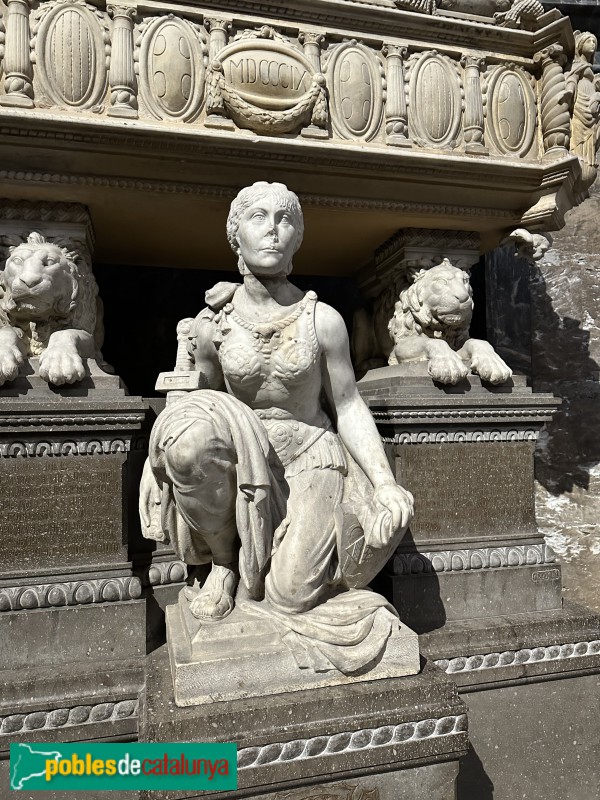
xmin=0 ymin=0 xmax=33 ymax=108
xmin=383 ymin=44 xmax=410 ymax=147
xmin=108 ymin=4 xmax=137 ymax=118
xmin=299 ymin=31 xmax=328 ymax=140
xmin=204 ymin=17 xmax=233 ymax=130
xmin=299 ymin=31 xmax=325 ymax=72
xmin=461 ymin=55 xmax=488 ymax=155
xmin=204 ymin=17 xmax=231 ymax=62
xmin=534 ymin=45 xmax=571 ymax=159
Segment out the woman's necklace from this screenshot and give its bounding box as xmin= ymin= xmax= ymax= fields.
xmin=229 ymin=291 xmax=314 ymax=341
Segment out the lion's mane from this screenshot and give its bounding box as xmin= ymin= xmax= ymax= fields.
xmin=0 ymin=232 xmax=102 ymax=354
xmin=388 ymin=261 xmax=471 ymax=355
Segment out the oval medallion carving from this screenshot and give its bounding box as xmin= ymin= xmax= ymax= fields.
xmin=486 ymin=67 xmax=536 ymax=157
xmin=327 ymin=42 xmax=383 ymax=140
xmin=35 ymin=4 xmax=107 ymax=108
xmin=138 ymin=16 xmax=207 ymax=121
xmin=219 ymin=39 xmax=315 ymax=112
xmin=409 ymin=52 xmax=462 ymax=149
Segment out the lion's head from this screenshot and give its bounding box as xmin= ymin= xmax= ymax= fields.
xmin=388 ymin=259 xmax=473 ymax=347
xmin=0 ymin=232 xmax=98 ymax=350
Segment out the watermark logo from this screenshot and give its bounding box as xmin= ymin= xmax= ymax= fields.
xmin=10 ymin=742 xmax=237 ymax=791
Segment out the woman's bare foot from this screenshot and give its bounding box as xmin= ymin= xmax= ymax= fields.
xmin=188 ymin=564 xmax=237 ymax=621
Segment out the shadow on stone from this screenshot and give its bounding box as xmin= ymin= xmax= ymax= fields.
xmin=457 ymin=744 xmax=495 ymax=800
xmin=372 ymin=529 xmax=447 ymax=635
xmin=530 ymin=260 xmax=600 ymax=496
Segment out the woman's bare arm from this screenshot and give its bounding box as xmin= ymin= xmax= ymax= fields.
xmin=316 ymin=303 xmax=413 ymax=529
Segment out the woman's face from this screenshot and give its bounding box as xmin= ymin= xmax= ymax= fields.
xmin=236 ymin=194 xmax=299 ymax=277
xmin=580 ymin=36 xmax=597 ymax=59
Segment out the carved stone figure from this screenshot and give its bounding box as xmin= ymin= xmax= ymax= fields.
xmin=354 ymin=259 xmax=512 ymax=385
xmin=398 ymin=0 xmax=544 ymax=28
xmin=566 ymin=32 xmax=600 ymax=196
xmin=502 ymin=227 xmax=553 ymax=264
xmin=140 ymin=182 xmax=414 ymax=673
xmin=0 ymin=232 xmax=105 ymax=386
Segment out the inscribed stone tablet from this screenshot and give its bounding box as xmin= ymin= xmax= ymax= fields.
xmin=396 ymin=442 xmax=537 ymax=547
xmin=0 ymin=455 xmax=125 ymax=575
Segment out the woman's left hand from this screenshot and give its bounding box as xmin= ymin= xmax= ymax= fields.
xmin=372 ymin=483 xmax=414 ymax=538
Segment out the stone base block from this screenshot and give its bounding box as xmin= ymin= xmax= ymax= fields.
xmin=0 ymin=600 xmax=146 ymax=753
xmin=385 ymin=562 xmax=563 ymax=631
xmin=419 ymin=602 xmax=600 ymax=800
xmin=141 ymin=646 xmax=468 ymax=800
xmin=167 ymin=594 xmax=420 ymax=707
xmin=420 ymin=600 xmax=600 ymax=689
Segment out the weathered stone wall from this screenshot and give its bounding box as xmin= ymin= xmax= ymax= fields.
xmin=532 ymin=179 xmax=600 ymax=612
xmin=487 ymin=179 xmax=600 ymax=612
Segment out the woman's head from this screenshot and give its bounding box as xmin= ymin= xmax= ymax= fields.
xmin=575 ymin=31 xmax=597 ymax=61
xmin=227 ymin=182 xmax=304 ymax=276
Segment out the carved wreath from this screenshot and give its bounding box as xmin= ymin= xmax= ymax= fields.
xmin=207 ymin=59 xmax=327 ymax=135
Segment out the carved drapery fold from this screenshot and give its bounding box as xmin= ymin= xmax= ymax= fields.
xmin=0 ymin=0 xmax=33 ymax=108
xmin=383 ymin=44 xmax=410 ymax=147
xmin=534 ymin=45 xmax=571 ymax=158
xmin=108 ymin=4 xmax=137 ymax=118
xmin=461 ymin=55 xmax=487 ymax=154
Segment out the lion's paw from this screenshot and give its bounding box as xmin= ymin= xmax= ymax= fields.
xmin=0 ymin=344 xmax=24 ymax=385
xmin=428 ymin=352 xmax=469 ymax=385
xmin=470 ymin=349 xmax=513 ymax=385
xmin=39 ymin=348 xmax=86 ymax=386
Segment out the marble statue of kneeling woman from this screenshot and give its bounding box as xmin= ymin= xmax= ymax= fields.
xmin=140 ymin=182 xmax=414 ymax=672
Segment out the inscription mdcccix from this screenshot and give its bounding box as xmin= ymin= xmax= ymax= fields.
xmin=0 ymin=456 xmax=124 ymax=573
xmin=397 ymin=442 xmax=536 ymax=544
xmin=220 ymin=41 xmax=314 ymax=108
xmin=226 ymin=57 xmax=310 ymax=93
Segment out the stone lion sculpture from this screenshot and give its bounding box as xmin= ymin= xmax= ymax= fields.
xmin=353 ymin=259 xmax=512 ymax=385
xmin=0 ymin=232 xmax=105 ymax=386
xmin=388 ymin=259 xmax=512 ymax=384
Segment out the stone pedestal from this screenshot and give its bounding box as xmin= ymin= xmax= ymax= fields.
xmin=141 ymin=646 xmax=468 ymax=800
xmin=359 ymin=367 xmax=600 ymax=799
xmin=359 ymin=367 xmax=560 ymax=632
xmin=0 ymin=369 xmax=149 ymax=752
xmin=167 ymin=592 xmax=420 ymax=707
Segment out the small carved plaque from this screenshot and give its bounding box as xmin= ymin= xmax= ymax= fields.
xmin=0 ymin=455 xmax=125 ymax=574
xmin=532 ymin=568 xmax=561 ymax=582
xmin=397 ymin=442 xmax=536 ymax=545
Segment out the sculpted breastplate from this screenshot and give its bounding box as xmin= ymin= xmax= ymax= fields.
xmin=215 ymin=290 xmax=320 ymax=404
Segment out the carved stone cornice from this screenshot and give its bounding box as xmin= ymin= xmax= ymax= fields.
xmin=0 ymin=169 xmax=516 ymax=221
xmin=435 ymin=641 xmax=600 ymax=675
xmin=0 ymin=576 xmax=142 ymax=611
xmin=0 ymin=700 xmax=138 ymax=735
xmin=238 ymin=714 xmax=468 ymax=769
xmin=141 ymin=559 xmax=187 ymax=586
xmin=393 ymin=544 xmax=556 ymax=574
